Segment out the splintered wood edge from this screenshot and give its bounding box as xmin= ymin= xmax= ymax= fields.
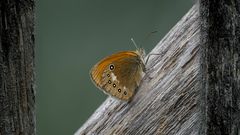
xmin=76 ymin=4 xmax=200 ymax=135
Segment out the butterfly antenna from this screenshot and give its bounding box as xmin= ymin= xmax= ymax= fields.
xmin=131 ymin=38 xmax=139 ymax=49
xmin=144 ymin=30 xmax=158 ymax=40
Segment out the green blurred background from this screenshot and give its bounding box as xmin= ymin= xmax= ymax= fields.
xmin=36 ymin=0 xmax=194 ymax=134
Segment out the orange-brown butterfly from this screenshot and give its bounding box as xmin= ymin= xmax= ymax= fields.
xmin=90 ymin=39 xmax=146 ymax=101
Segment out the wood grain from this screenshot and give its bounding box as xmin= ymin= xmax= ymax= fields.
xmin=0 ymin=0 xmax=36 ymax=134
xmin=75 ymin=4 xmax=200 ymax=135
xmin=199 ymin=0 xmax=240 ymax=134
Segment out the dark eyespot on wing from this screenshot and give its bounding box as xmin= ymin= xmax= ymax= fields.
xmin=109 ymin=64 xmax=114 ymax=70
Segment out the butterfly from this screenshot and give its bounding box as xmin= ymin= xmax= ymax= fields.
xmin=90 ymin=39 xmax=146 ymax=101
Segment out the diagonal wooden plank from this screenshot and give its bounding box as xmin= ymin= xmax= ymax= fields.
xmin=75 ymin=4 xmax=200 ymax=135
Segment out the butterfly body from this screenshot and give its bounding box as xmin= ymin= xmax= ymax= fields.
xmin=90 ymin=49 xmax=145 ymax=101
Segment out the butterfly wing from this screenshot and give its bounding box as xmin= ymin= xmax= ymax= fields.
xmin=90 ymin=51 xmax=145 ymax=101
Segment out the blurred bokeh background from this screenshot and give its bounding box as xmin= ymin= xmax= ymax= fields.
xmin=36 ymin=0 xmax=194 ymax=135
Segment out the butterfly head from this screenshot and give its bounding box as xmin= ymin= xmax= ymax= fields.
xmin=136 ymin=48 xmax=146 ymax=62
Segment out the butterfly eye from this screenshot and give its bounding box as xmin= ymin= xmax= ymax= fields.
xmin=109 ymin=64 xmax=114 ymax=70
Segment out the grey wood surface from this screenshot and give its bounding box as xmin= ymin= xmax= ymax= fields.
xmin=0 ymin=0 xmax=36 ymax=134
xmin=75 ymin=4 xmax=201 ymax=135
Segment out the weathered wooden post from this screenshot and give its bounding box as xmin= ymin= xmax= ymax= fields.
xmin=200 ymin=0 xmax=240 ymax=134
xmin=0 ymin=0 xmax=36 ymax=134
